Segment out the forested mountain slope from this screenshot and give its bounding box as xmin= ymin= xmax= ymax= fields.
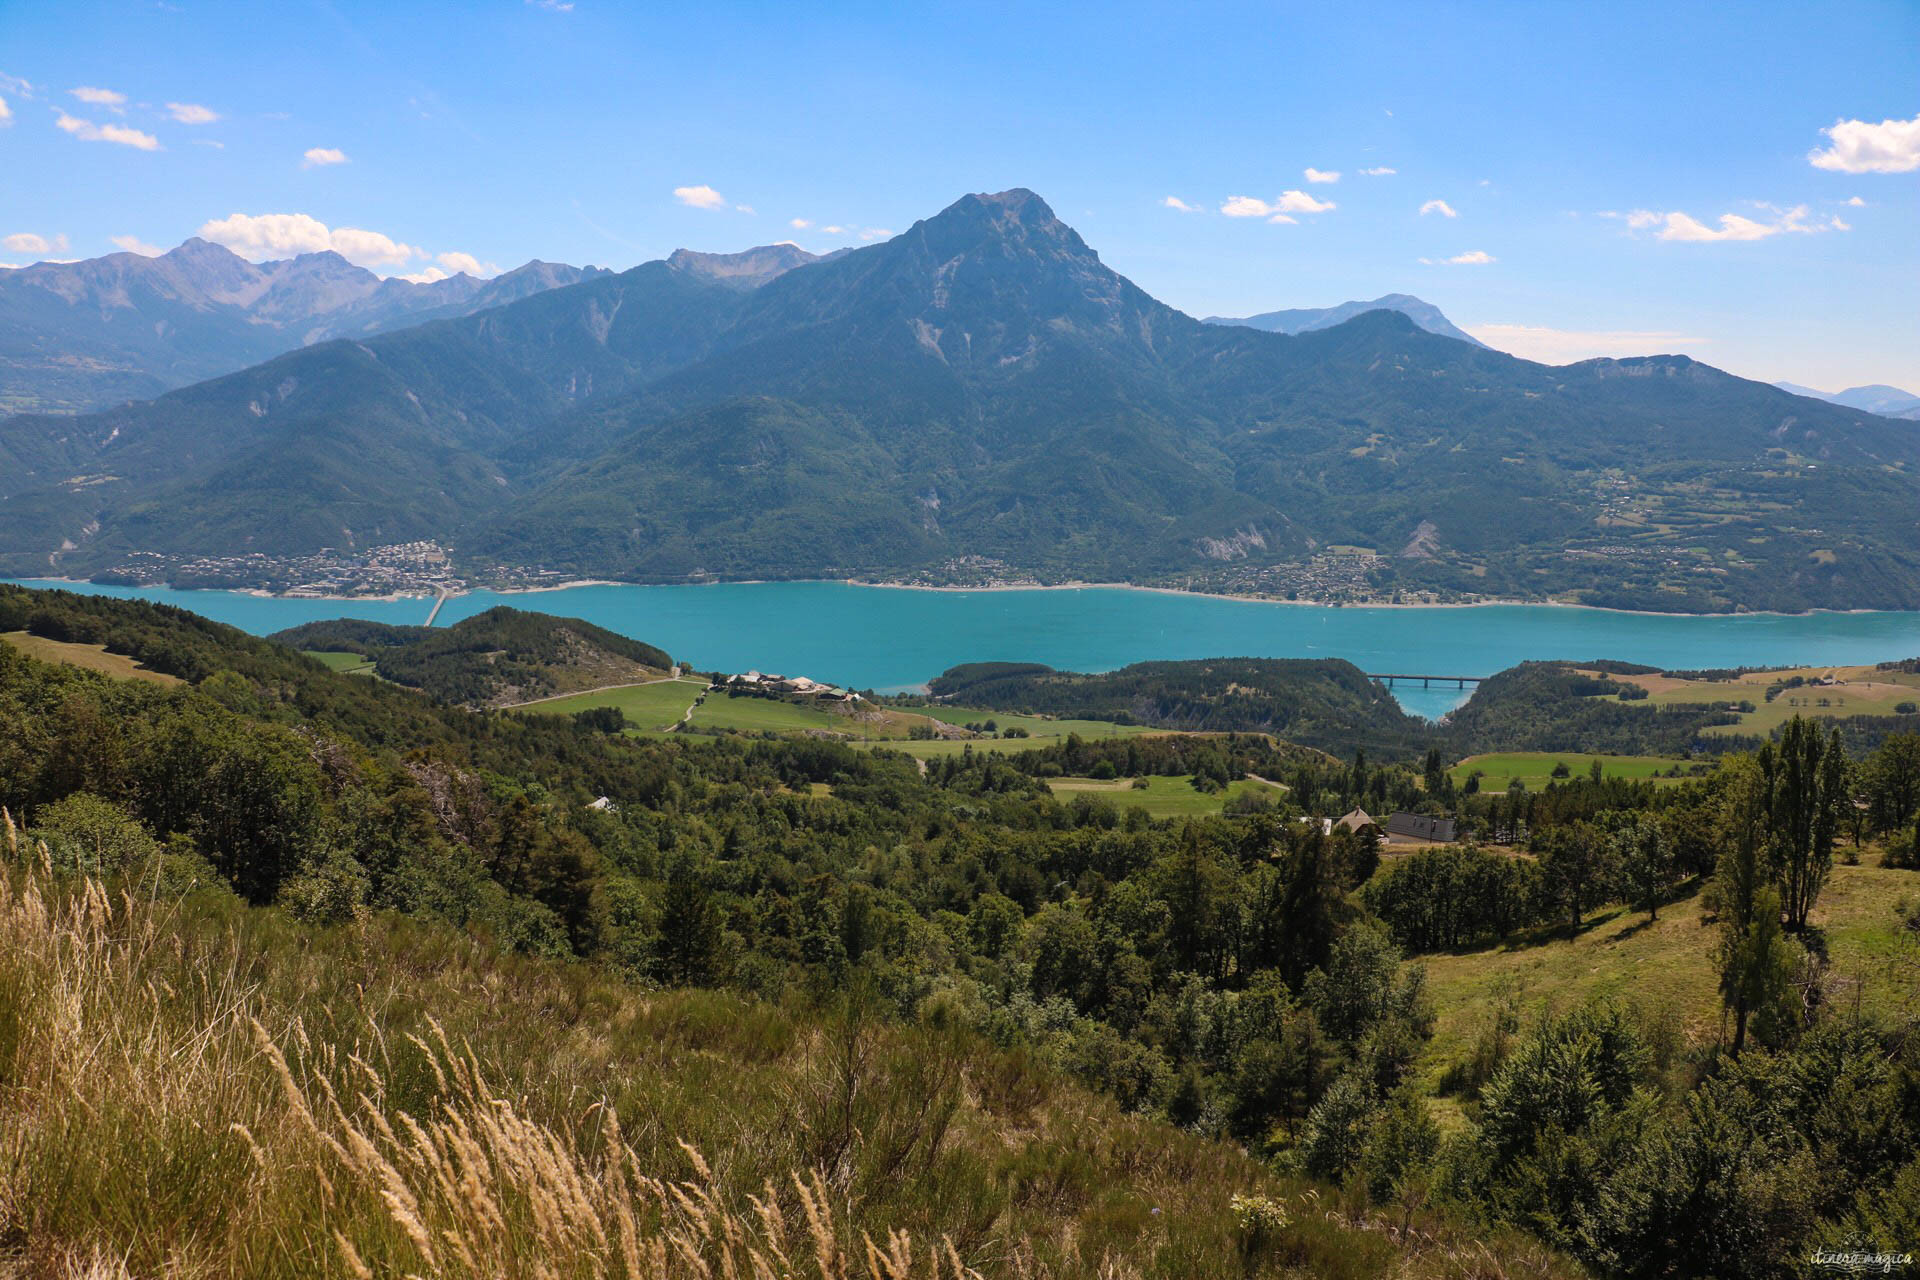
xmin=5 ymin=190 xmax=1917 ymax=610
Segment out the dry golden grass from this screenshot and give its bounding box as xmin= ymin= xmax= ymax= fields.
xmin=0 ymin=811 xmax=1580 ymax=1280
xmin=0 ymin=632 xmax=181 ymax=685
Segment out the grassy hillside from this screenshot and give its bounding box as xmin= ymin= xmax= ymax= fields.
xmin=270 ymin=606 xmax=674 ymax=708
xmin=0 ymin=629 xmax=183 ymax=685
xmin=1417 ymin=864 xmax=1919 ymax=1091
xmin=0 ymin=854 xmax=1576 ymax=1279
xmin=7 ymin=581 xmax=1919 ymax=1277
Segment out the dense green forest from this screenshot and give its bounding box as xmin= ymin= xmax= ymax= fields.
xmin=4 ymin=583 xmax=1920 ymax=1277
xmin=269 ymin=606 xmax=674 ymax=706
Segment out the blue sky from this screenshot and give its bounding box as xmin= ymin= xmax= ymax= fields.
xmin=2 ymin=0 xmax=1915 ymax=389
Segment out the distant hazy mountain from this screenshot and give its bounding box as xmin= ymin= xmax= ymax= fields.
xmin=1205 ymin=294 xmax=1485 ymax=347
xmin=4 ymin=190 xmax=1916 ymax=613
xmin=1775 ymin=381 xmax=1920 ymax=421
xmin=665 ymin=243 xmax=827 ymax=290
xmin=0 ymin=239 xmax=610 ymax=415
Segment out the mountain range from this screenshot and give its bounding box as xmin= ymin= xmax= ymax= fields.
xmin=2 ymin=188 xmax=1916 ymax=613
xmin=0 ymin=238 xmax=607 ymax=415
xmin=1205 ymin=293 xmax=1485 ymax=346
xmin=1774 ymin=381 xmax=1920 ymax=421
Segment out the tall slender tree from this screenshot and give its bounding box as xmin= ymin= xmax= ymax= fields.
xmin=1761 ymin=717 xmax=1842 ymax=933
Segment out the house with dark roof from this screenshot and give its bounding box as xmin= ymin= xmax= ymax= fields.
xmin=1383 ymin=812 xmax=1456 ymax=844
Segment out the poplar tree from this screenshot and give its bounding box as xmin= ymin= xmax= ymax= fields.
xmin=1760 ymin=717 xmax=1842 ymax=933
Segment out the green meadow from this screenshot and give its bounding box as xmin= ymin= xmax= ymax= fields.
xmin=302 ymin=649 xmax=378 ymax=676
xmin=518 ymin=678 xmax=707 ymax=731
xmin=1450 ymin=751 xmax=1705 ymax=792
xmin=1047 ymin=773 xmax=1283 ymax=818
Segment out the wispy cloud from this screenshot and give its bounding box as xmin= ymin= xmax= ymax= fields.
xmin=1468 ymin=323 xmax=1706 ymax=364
xmin=55 ymin=111 xmax=160 ymax=150
xmin=1359 ymin=166 xmax=1395 ymax=176
xmin=1304 ymin=167 xmax=1340 ymax=184
xmin=302 ymin=147 xmax=348 ymax=167
xmin=526 ymin=0 xmax=575 ymax=10
xmin=1808 ymin=112 xmax=1920 ymax=174
xmin=1611 ymin=204 xmax=1847 ymax=242
xmin=69 ymin=86 xmax=126 ymax=110
xmin=1162 ymin=195 xmax=1199 ymax=212
xmin=110 ymin=234 xmax=162 ymax=256
xmin=673 ymin=184 xmax=727 ymax=210
xmin=1420 ymin=249 xmax=1494 ymax=265
xmin=166 ymin=102 xmax=219 ymax=124
xmin=1419 ymin=198 xmax=1457 ymax=218
xmin=3 ymin=231 xmax=69 ymax=256
xmin=789 ymin=218 xmax=811 ymax=229
xmin=1220 ymin=190 xmax=1336 ymax=220
xmin=198 ymin=211 xmax=421 ymax=268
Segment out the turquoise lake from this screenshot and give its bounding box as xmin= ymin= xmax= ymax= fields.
xmin=14 ymin=579 xmax=1920 ymax=719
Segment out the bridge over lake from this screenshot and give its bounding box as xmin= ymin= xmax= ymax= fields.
xmin=1367 ymin=672 xmax=1484 ymax=689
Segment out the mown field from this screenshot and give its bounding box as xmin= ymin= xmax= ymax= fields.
xmin=876 ymin=704 xmax=1161 ymax=758
xmin=1047 ymin=773 xmax=1283 ymax=817
xmin=302 ymin=648 xmax=378 ymax=676
xmin=517 ymin=677 xmax=708 ymax=730
xmin=1450 ymin=750 xmax=1706 ymax=792
xmin=3 ymin=631 xmax=182 ymax=685
xmin=1600 ymin=662 xmax=1920 ymax=738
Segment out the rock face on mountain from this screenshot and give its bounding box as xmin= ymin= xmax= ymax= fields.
xmin=3 ymin=190 xmax=1917 ymax=612
xmin=1206 ymin=294 xmax=1485 ymax=346
xmin=0 ymin=239 xmax=609 ymax=414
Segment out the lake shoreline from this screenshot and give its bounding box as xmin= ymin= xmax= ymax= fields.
xmin=19 ymin=572 xmax=1916 ymax=622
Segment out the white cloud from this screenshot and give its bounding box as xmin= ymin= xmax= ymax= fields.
xmin=1359 ymin=166 xmax=1395 ymax=176
xmin=1162 ymin=196 xmax=1199 ymax=212
xmin=790 ymin=218 xmax=811 ymax=229
xmin=0 ymin=95 xmax=11 ymax=126
xmin=1419 ymin=198 xmax=1458 ymax=218
xmin=1468 ymin=323 xmax=1706 ymax=364
xmin=395 ymin=267 xmax=450 ymax=284
xmin=110 ymin=234 xmax=162 ymax=256
xmin=1846 ymin=196 xmax=1865 ymax=206
xmin=69 ymin=86 xmax=126 ymax=110
xmin=1420 ymin=250 xmax=1495 ymax=265
xmin=3 ymin=231 xmax=69 ymax=256
xmin=822 ymin=224 xmax=848 ymax=235
xmin=56 ymin=111 xmax=160 ymax=150
xmin=1620 ymin=204 xmax=1846 ymax=242
xmin=197 ymin=212 xmax=421 ymax=267
xmin=734 ymin=203 xmax=755 ymax=214
xmin=1268 ymin=214 xmax=1297 ymax=225
xmin=435 ymin=250 xmax=495 ymax=276
xmin=1808 ymin=113 xmax=1920 ymax=174
xmin=673 ymin=184 xmax=727 ymax=210
xmin=302 ymin=147 xmax=348 ymax=167
xmin=1220 ymin=190 xmax=1335 ymax=218
xmin=166 ymin=102 xmax=219 ymax=124
xmin=1304 ymin=167 xmax=1340 ymax=184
